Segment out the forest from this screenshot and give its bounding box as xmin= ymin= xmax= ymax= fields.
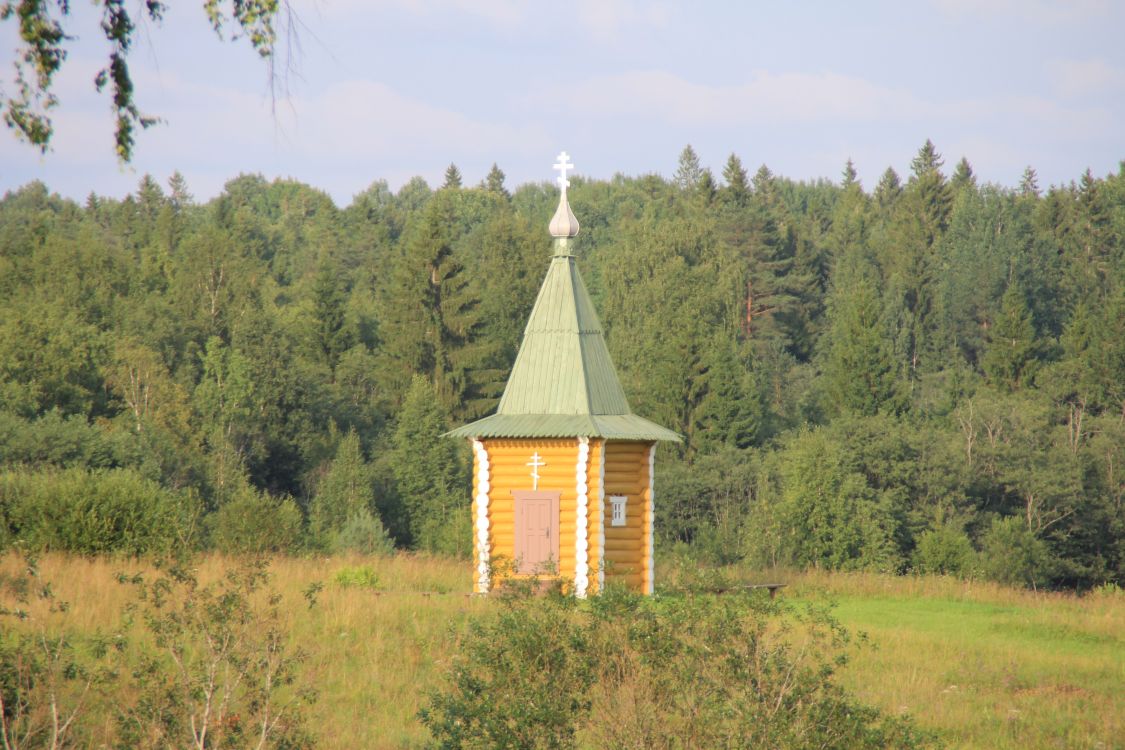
xmin=1 ymin=141 xmax=1122 ymax=590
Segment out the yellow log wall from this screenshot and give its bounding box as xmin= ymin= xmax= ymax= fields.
xmin=601 ymin=441 xmax=654 ymax=590
xmin=480 ymin=439 xmax=580 ymax=585
xmin=472 ymin=437 xmax=654 ymax=595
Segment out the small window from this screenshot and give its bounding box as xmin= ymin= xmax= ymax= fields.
xmin=610 ymin=495 xmax=627 ymax=527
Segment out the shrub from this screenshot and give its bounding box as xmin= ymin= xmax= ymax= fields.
xmin=913 ymin=524 xmax=976 ymax=576
xmin=421 ymin=588 xmax=933 ymax=749
xmin=979 ymin=516 xmax=1054 ymax=588
xmin=207 ymin=488 xmax=303 ymax=554
xmin=116 ymin=558 xmax=316 ymax=749
xmin=0 ymin=553 xmax=114 ymax=749
xmin=0 ymin=467 xmax=195 ymax=555
xmin=329 ymin=509 xmax=394 ymax=556
xmin=419 ymin=594 xmax=595 ymax=750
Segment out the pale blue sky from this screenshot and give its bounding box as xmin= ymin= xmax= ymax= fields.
xmin=2 ymin=0 xmax=1123 ymax=205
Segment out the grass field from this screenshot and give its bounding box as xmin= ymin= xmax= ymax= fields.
xmin=788 ymin=570 xmax=1124 ymax=750
xmin=3 ymin=554 xmax=1121 ymax=749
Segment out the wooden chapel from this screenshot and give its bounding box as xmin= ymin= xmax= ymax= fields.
xmin=446 ymin=152 xmax=680 ymax=597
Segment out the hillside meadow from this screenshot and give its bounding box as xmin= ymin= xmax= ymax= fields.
xmin=1 ymin=553 xmax=1121 ymax=749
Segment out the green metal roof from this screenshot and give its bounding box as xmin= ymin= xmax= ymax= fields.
xmin=445 ymin=413 xmax=681 ymax=442
xmin=446 ymin=237 xmax=680 ymax=443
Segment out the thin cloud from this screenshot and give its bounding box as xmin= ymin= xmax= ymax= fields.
xmin=575 ymin=0 xmax=671 ymax=41
xmin=542 ymin=68 xmax=1113 ymax=143
xmin=931 ymin=0 xmax=1111 ymax=24
xmin=1046 ymin=58 xmax=1125 ymax=99
xmin=546 ymin=70 xmax=932 ymax=125
xmin=282 ymin=79 xmax=550 ymax=161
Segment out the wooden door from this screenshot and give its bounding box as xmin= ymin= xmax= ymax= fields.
xmin=513 ymin=491 xmax=559 ymax=574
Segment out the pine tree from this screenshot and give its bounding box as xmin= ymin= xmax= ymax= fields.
xmin=982 ymin=281 xmax=1039 ymax=390
xmin=674 ymin=144 xmax=703 ymax=191
xmin=390 ymin=376 xmax=468 ymax=553
xmin=841 ymin=158 xmax=859 ymax=189
xmin=721 ymin=153 xmax=749 ymax=206
xmin=483 ymin=163 xmax=509 ymax=198
xmin=442 ymin=163 xmax=463 ymax=190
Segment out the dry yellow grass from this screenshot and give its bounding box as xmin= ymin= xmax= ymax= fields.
xmin=3 ymin=554 xmax=1121 ymax=749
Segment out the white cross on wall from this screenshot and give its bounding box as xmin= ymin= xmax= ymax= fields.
xmin=553 ymin=151 xmax=574 ymax=193
xmin=527 ymin=452 xmax=546 ymax=491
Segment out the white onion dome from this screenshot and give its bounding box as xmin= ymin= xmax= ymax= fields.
xmin=549 ymin=194 xmax=580 ymax=238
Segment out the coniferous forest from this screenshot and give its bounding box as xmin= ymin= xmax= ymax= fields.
xmin=1 ymin=141 xmax=1123 ymax=590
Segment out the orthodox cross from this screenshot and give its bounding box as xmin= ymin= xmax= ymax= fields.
xmin=553 ymin=151 xmax=574 ymax=194
xmin=527 ymin=452 xmax=546 ymax=491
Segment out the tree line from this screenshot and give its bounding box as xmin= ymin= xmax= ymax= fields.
xmin=0 ymin=142 xmax=1122 ymax=588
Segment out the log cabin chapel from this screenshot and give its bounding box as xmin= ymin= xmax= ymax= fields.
xmin=446 ymin=152 xmax=680 ymax=597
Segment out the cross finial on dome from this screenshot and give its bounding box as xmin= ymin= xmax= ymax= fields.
xmin=549 ymin=150 xmax=580 ymax=240
xmin=554 ymin=151 xmax=574 ymax=193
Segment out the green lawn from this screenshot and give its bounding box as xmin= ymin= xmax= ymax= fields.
xmin=789 ymin=575 xmax=1124 ymax=749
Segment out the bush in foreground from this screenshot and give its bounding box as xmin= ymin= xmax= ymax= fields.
xmin=421 ymin=587 xmax=935 ymax=750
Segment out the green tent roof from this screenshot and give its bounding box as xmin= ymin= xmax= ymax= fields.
xmin=446 ymin=236 xmax=680 ymax=443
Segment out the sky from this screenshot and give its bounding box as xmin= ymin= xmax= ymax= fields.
xmin=2 ymin=0 xmax=1123 ymax=207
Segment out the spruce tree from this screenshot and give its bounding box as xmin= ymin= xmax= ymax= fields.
xmin=483 ymin=163 xmax=509 ymax=198
xmin=752 ymin=164 xmax=775 ymax=195
xmin=951 ymin=157 xmax=976 ymax=192
xmin=390 ymin=376 xmax=468 ymax=553
xmin=310 ymin=429 xmax=379 ymax=540
xmin=168 ymin=171 xmax=192 ymax=208
xmin=695 ymin=338 xmax=763 ymax=450
xmin=823 ymin=274 xmax=902 ymax=416
xmin=874 ymin=167 xmax=902 ymax=210
xmin=442 ymin=163 xmax=463 ymax=190
xmin=908 ymin=139 xmax=952 ymax=239
xmin=982 ymin=281 xmax=1039 ymax=390
xmin=1018 ymin=166 xmax=1040 ymax=198
xmin=841 ymin=158 xmax=859 ymax=189
xmin=739 ymin=166 xmax=796 ymax=348
xmin=674 ymin=144 xmax=703 ymax=190
xmin=879 ymin=140 xmax=954 ymax=380
xmin=697 ymin=168 xmax=718 ymax=205
xmin=721 ymin=153 xmax=749 ymax=206
xmin=311 ymin=260 xmax=352 ymax=371
xmin=374 ymin=191 xmax=496 ymax=416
